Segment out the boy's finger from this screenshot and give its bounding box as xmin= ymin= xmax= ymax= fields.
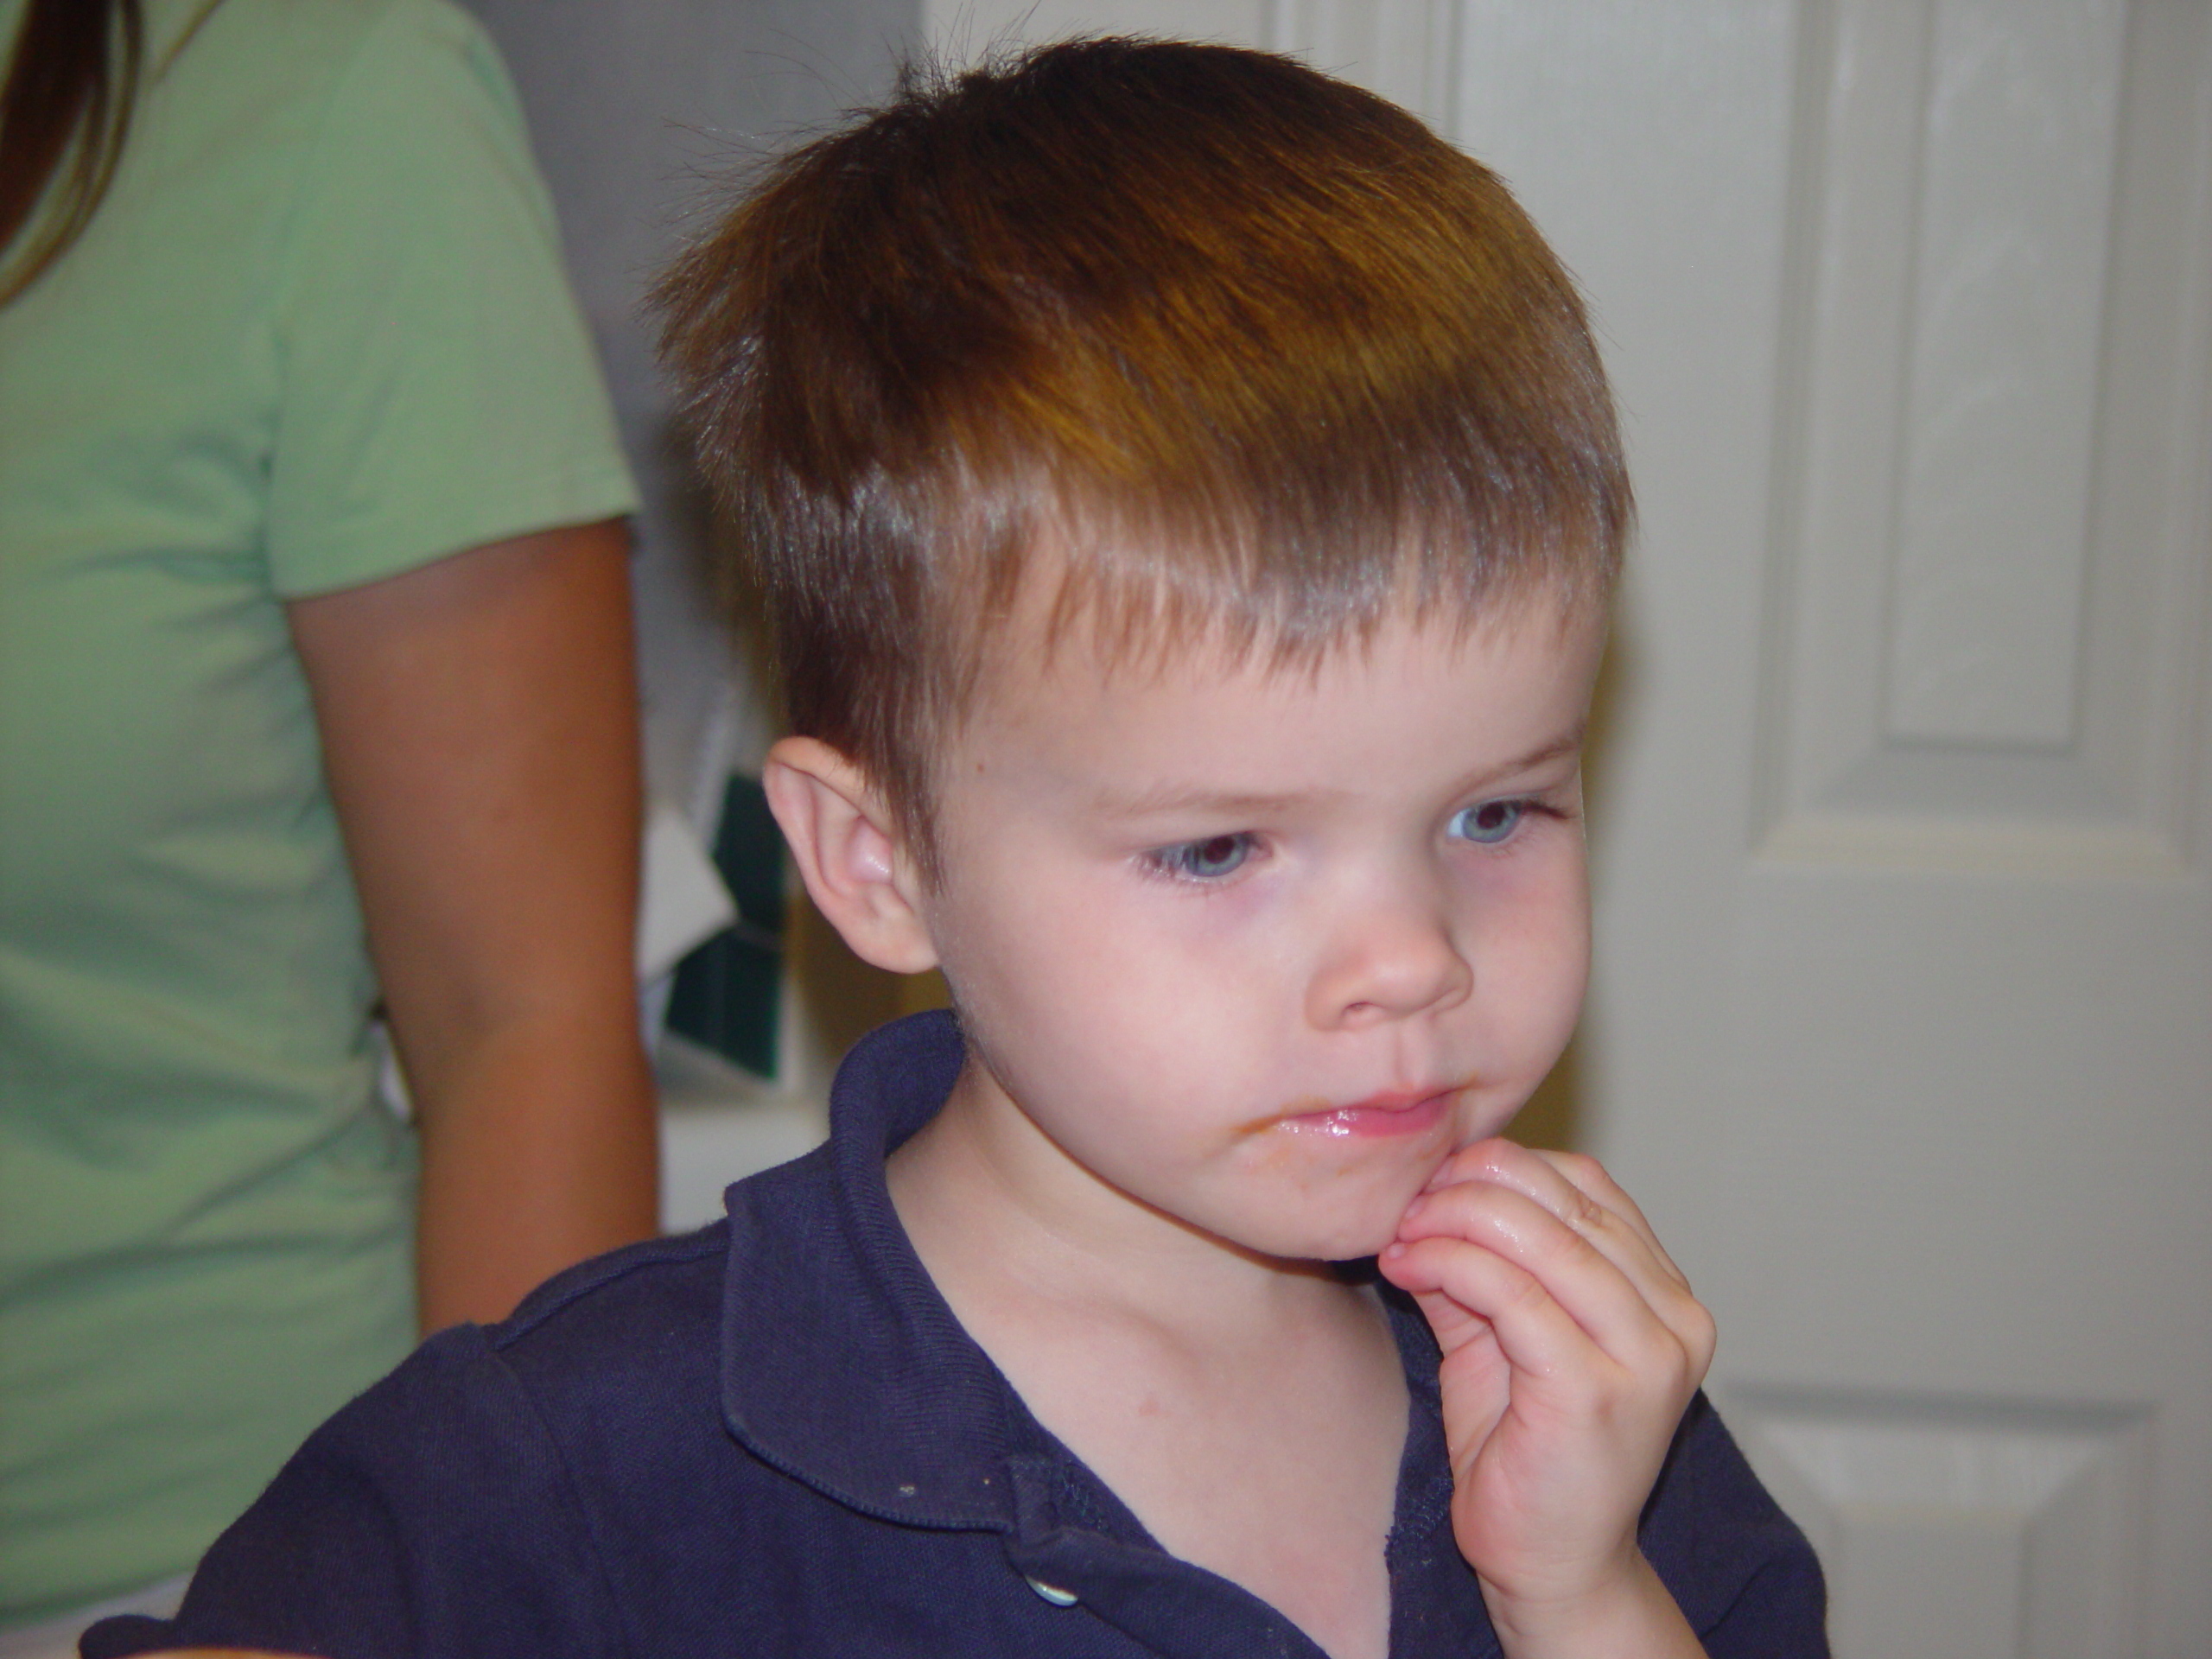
xmin=1395 ymin=1179 xmax=1712 ymax=1370
xmin=1407 ymin=1156 xmax=1683 ymax=1320
xmin=1386 ymin=1224 xmax=1711 ymax=1418
xmin=1427 ymin=1140 xmax=1688 ymax=1293
xmin=1382 ymin=1232 xmax=1603 ymax=1386
xmin=1526 ymin=1147 xmax=1694 ymax=1288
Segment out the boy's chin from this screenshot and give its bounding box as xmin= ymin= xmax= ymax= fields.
xmin=1230 ymin=1207 xmax=1409 ymax=1268
xmin=1292 ymin=1172 xmax=1459 ymax=1266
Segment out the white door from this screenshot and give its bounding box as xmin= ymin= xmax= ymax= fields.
xmin=937 ymin=3 xmax=2212 ymax=1651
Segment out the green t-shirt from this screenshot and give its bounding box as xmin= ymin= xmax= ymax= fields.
xmin=0 ymin=0 xmax=638 ymax=1623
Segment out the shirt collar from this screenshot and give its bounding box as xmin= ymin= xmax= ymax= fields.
xmin=717 ymin=1010 xmax=1020 ymax=1530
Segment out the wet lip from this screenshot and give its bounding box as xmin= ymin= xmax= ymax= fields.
xmin=1277 ymin=1088 xmax=1456 ymax=1139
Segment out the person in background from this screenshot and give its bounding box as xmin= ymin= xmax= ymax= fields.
xmin=0 ymin=0 xmax=659 ymax=1648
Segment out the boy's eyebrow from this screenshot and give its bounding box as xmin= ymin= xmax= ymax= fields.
xmin=1481 ymin=725 xmax=1587 ymax=783
xmin=1084 ymin=724 xmax=1587 ymax=821
xmin=1086 ymin=783 xmax=1340 ymax=820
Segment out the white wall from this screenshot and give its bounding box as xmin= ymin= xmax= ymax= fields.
xmin=462 ymin=0 xmax=920 ymax=812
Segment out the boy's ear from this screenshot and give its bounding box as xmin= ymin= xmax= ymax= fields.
xmin=761 ymin=736 xmax=939 ymax=976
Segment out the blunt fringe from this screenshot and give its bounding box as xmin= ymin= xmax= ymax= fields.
xmin=654 ymin=35 xmax=1630 ymax=871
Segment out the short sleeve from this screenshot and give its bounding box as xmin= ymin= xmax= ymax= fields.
xmin=264 ymin=0 xmax=637 ymax=596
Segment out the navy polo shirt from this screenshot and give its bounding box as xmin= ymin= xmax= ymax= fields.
xmin=87 ymin=1012 xmax=1826 ymax=1658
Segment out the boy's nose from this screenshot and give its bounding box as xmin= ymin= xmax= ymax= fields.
xmin=1304 ymin=877 xmax=1473 ymax=1030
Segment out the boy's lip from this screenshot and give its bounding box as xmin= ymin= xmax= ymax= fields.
xmin=1270 ymin=1086 xmax=1459 ymax=1139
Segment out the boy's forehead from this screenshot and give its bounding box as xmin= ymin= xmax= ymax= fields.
xmin=949 ymin=574 xmax=1608 ymax=766
xmin=957 ymin=562 xmax=1605 ymax=714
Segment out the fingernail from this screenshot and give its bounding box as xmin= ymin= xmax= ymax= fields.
xmin=1382 ymin=1242 xmax=1406 ymax=1261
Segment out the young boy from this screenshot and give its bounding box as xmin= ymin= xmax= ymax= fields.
xmin=89 ymin=37 xmax=1824 ymax=1659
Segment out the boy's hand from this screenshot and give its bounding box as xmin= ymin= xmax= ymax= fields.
xmin=1377 ymin=1139 xmax=1715 ymax=1656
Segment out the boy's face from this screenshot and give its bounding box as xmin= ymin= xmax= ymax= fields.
xmin=915 ymin=589 xmax=1605 ymax=1263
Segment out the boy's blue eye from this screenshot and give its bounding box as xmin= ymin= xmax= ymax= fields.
xmin=1450 ymin=799 xmax=1525 ymax=845
xmin=1159 ymin=833 xmax=1255 ymax=880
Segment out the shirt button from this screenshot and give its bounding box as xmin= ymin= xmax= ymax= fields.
xmin=1025 ymin=1577 xmax=1079 ymax=1607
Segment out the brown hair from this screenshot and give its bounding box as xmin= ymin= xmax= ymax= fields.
xmin=0 ymin=0 xmax=144 ymax=305
xmin=655 ymin=36 xmax=1629 ymax=873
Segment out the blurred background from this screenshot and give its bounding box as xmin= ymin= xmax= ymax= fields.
xmin=460 ymin=3 xmax=2210 ymax=1654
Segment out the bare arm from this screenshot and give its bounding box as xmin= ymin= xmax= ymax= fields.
xmin=289 ymin=518 xmax=658 ymax=1333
